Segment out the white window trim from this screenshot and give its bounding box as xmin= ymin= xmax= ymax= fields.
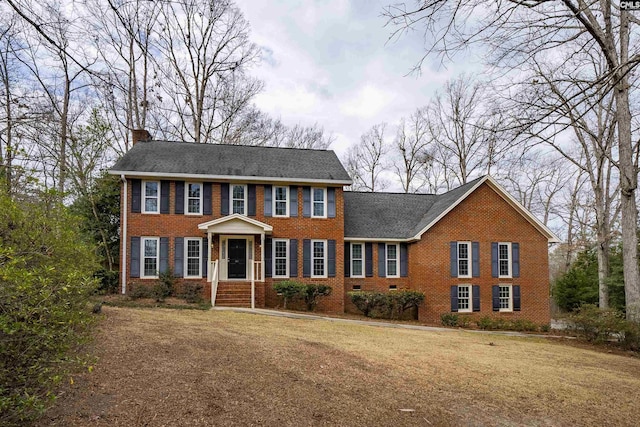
xmin=458 ymin=241 xmax=472 ymax=278
xmin=273 ymin=186 xmax=290 ymax=218
xmin=230 ymin=184 xmax=248 ymax=215
xmin=185 ymin=182 xmax=203 ymax=215
xmin=142 ymin=180 xmax=160 ymax=214
xmin=386 ymin=243 xmax=399 ymax=278
xmin=311 ymin=239 xmax=328 ymax=278
xmin=350 ymin=242 xmax=364 ymax=278
xmin=272 ymin=238 xmax=290 ymax=278
xmin=311 ymin=187 xmax=327 ymax=218
xmin=184 ymin=237 xmax=202 ymax=278
xmin=458 ymin=284 xmax=472 ymax=313
xmin=499 ymin=284 xmax=513 ymax=312
xmin=498 ymin=242 xmax=512 ymax=278
xmin=141 ymin=237 xmax=160 ymax=279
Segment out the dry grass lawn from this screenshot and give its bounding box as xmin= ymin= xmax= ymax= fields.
xmin=39 ymin=307 xmax=640 ymax=426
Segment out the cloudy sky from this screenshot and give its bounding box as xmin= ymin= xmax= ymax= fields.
xmin=234 ymin=0 xmax=483 ymax=157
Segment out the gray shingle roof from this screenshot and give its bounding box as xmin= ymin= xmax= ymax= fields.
xmin=109 ymin=140 xmax=352 ymax=184
xmin=344 ymin=176 xmax=485 ymax=240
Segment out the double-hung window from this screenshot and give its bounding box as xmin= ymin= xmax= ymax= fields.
xmin=186 ymin=183 xmax=202 ymax=215
xmin=312 ymin=188 xmax=326 ymax=218
xmin=351 ymin=243 xmax=364 ymax=278
xmin=457 ymin=285 xmax=472 ymax=313
xmin=273 ymin=239 xmax=289 ymax=278
xmin=311 ymin=240 xmax=327 ymax=278
xmin=231 ymin=184 xmax=247 ymax=215
xmin=386 ymin=244 xmax=399 ymax=278
xmin=274 ymin=186 xmax=288 ymax=217
xmin=142 ymin=181 xmax=160 ymax=213
xmin=184 ymin=238 xmax=202 ymax=278
xmin=498 ymin=242 xmax=512 ymax=278
xmin=141 ymin=237 xmax=159 ymax=278
xmin=499 ymin=285 xmax=512 ymax=311
xmin=457 ymin=242 xmax=471 ymax=278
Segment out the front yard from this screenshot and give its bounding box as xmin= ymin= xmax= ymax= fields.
xmin=40 ymin=307 xmax=640 ymax=426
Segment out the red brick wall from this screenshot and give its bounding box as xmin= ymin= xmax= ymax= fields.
xmin=408 ymin=183 xmax=550 ymax=325
xmin=121 ymin=180 xmax=345 ymax=313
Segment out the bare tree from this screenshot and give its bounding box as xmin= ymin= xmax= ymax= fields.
xmin=425 ymin=76 xmax=508 ymax=188
xmin=393 ymin=108 xmax=431 ymax=193
xmin=345 ymin=123 xmax=390 ymax=191
xmin=155 ymin=0 xmax=260 ymax=144
xmin=385 ymin=1 xmax=640 ymax=321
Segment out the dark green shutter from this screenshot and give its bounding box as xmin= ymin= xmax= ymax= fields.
xmin=378 ymin=243 xmax=386 ymax=277
xmin=174 ymin=237 xmax=184 ymax=277
xmin=264 ymin=185 xmax=272 ymax=216
xmin=131 ymin=179 xmax=141 ymax=213
xmin=290 ymin=186 xmax=298 ymax=217
xmin=131 ymin=236 xmax=140 ymax=278
xmin=175 ymin=181 xmax=185 ymax=214
xmin=290 ymin=239 xmax=298 ymax=277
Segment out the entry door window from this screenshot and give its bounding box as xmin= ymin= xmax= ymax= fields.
xmin=228 ymin=239 xmax=247 ymax=279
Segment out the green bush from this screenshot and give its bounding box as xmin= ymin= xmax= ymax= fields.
xmin=273 ymin=280 xmax=305 ymax=309
xmin=565 ymin=304 xmax=627 ymax=343
xmin=441 ymin=313 xmax=459 ymax=327
xmin=301 ymin=284 xmax=332 ymax=311
xmin=0 ymin=191 xmax=98 ymax=425
xmin=387 ymin=290 xmax=425 ymax=319
xmin=180 ymin=283 xmax=204 ymax=304
xmin=129 ymin=283 xmax=154 ymax=300
xmin=349 ymin=290 xmax=425 ymax=319
xmin=154 ymin=269 xmax=176 ymax=302
xmin=348 ymin=291 xmax=387 ymax=317
xmin=94 ymin=268 xmax=119 ymax=294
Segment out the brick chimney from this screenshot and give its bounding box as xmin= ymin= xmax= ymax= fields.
xmin=131 ymin=129 xmax=152 ymax=145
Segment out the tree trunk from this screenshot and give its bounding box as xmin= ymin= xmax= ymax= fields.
xmin=616 ymin=11 xmax=640 ymax=322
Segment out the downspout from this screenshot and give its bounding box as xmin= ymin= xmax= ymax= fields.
xmin=121 ymin=174 xmax=128 ymax=294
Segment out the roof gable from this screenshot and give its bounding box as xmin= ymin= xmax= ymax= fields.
xmin=109 ymin=140 xmax=352 ymax=185
xmin=344 ymin=176 xmax=560 ymax=243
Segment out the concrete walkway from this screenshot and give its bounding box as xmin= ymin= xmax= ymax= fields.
xmin=211 ymin=306 xmax=571 ymax=339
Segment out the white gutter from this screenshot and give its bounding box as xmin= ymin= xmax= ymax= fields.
xmin=108 ymin=170 xmax=352 ymax=186
xmin=120 ymin=174 xmax=128 ymax=294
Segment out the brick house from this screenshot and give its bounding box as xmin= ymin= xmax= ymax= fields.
xmin=109 ymin=135 xmax=560 ymax=324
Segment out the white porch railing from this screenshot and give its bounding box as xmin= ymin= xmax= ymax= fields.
xmin=210 ymin=260 xmax=219 ymax=307
xmin=251 ymin=261 xmax=261 ymax=309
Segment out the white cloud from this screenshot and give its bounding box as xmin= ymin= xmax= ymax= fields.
xmin=339 ymin=85 xmax=392 ymax=118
